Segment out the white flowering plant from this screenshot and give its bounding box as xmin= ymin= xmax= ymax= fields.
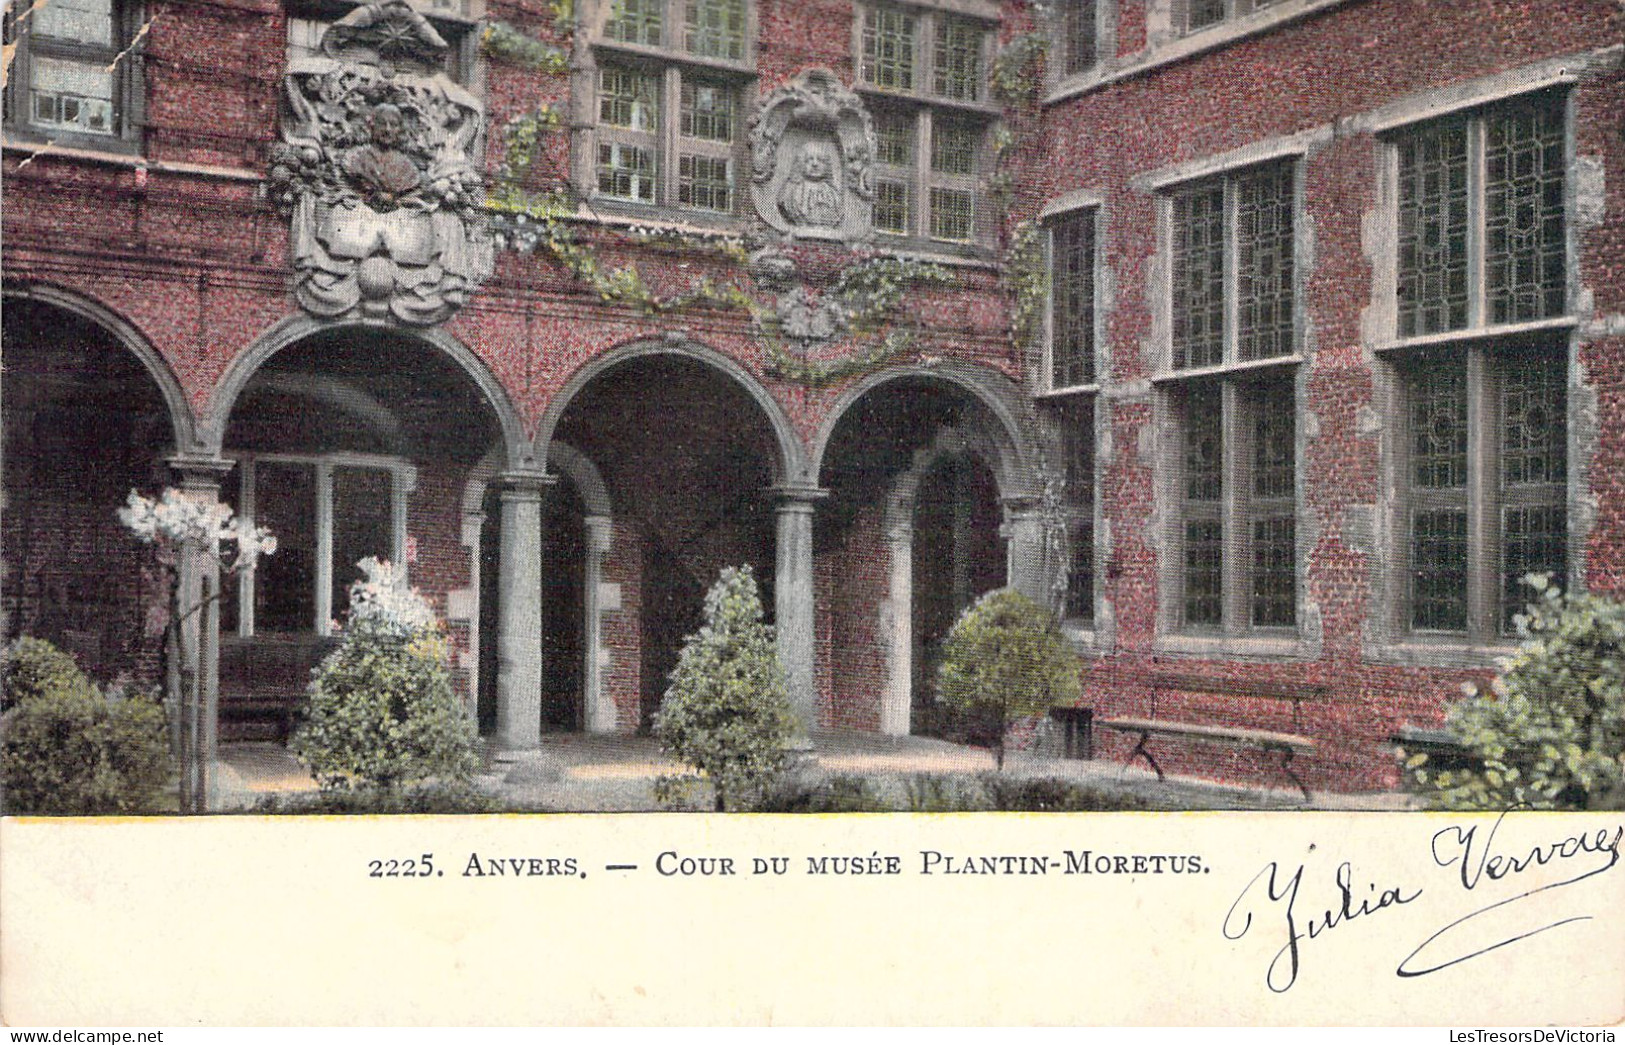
xmin=342 ymin=556 xmax=438 ymax=636
xmin=118 ymin=488 xmax=277 ymax=574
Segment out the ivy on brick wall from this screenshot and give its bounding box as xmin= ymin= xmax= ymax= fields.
xmin=480 ymin=20 xmax=570 ymax=74
xmin=990 ymin=30 xmax=1048 ymax=107
xmin=1004 ymin=220 xmax=1047 ymax=354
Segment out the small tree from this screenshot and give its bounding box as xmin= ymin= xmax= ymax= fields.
xmin=1408 ymin=577 xmax=1625 ymax=811
xmin=937 ymin=588 xmax=1083 ymax=770
xmin=1 ymin=637 xmax=171 ymax=814
xmin=654 ymin=565 xmax=796 ymax=811
xmin=292 ymin=558 xmax=480 ymax=792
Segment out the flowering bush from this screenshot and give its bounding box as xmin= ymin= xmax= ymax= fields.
xmin=1408 ymin=578 xmax=1625 ymax=811
xmin=654 ymin=566 xmax=796 ymax=811
xmin=1 ymin=637 xmax=172 ymax=814
xmin=118 ymin=488 xmax=276 ymax=570
xmin=292 ymin=559 xmax=480 ymax=792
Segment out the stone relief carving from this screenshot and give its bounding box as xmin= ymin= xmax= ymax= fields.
xmin=749 ymin=246 xmax=848 ymax=345
xmin=748 ymin=69 xmax=875 ymax=243
xmin=267 ymin=1 xmax=493 ymax=326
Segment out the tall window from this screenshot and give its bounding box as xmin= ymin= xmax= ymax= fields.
xmin=1387 ymin=91 xmax=1572 ymax=642
xmin=857 ymin=2 xmax=994 ymax=247
xmin=589 ymin=0 xmax=750 ymax=213
xmin=1056 ymin=0 xmax=1098 ymax=77
xmin=3 ymin=0 xmax=142 ymax=149
xmin=1163 ymin=161 xmax=1298 ymax=635
xmin=225 ymin=455 xmax=411 ymax=638
xmin=1395 ymin=90 xmax=1567 ymax=338
xmin=1043 ymin=206 xmax=1100 ymax=624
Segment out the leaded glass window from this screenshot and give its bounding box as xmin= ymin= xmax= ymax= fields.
xmin=8 ymin=0 xmax=136 ymax=146
xmin=875 ymin=180 xmax=910 ymax=234
xmin=1393 ymin=91 xmax=1568 ymax=340
xmin=1485 ymin=95 xmax=1566 ymax=325
xmin=604 ymin=0 xmax=664 ymax=46
xmin=1170 ymin=162 xmax=1296 ymax=371
xmin=589 ymin=4 xmax=744 ymax=216
xmin=1172 ymin=183 xmax=1226 ymax=369
xmin=684 ymin=0 xmax=745 ymax=59
xmin=597 ymin=141 xmax=656 ymax=201
xmin=1058 ymin=0 xmax=1097 ymax=77
xmin=1049 ymin=209 xmax=1096 ymax=390
xmin=932 ymin=15 xmax=983 ymax=102
xmin=1170 ymin=374 xmax=1299 ymax=635
xmin=599 ymin=67 xmax=659 ymax=130
xmin=929 ymin=188 xmax=974 ymax=242
xmin=1236 ymin=163 xmax=1295 ymax=361
xmin=930 ymin=120 xmax=977 ymax=176
xmin=875 ymin=113 xmax=913 ymax=166
xmin=1056 ymin=398 xmax=1096 ymax=624
xmin=680 ymin=80 xmax=733 ymax=141
xmin=1398 ymin=346 xmax=1569 ymax=640
xmin=1187 ymin=0 xmax=1227 ymax=30
xmin=860 ymin=6 xmax=916 ymax=91
xmin=678 ymin=154 xmax=731 ymax=210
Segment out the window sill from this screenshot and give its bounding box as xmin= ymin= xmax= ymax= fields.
xmin=1150 ymin=354 xmax=1302 ymax=384
xmin=574 ymin=198 xmax=752 ymax=234
xmin=588 ymin=39 xmax=755 ymax=77
xmin=1365 ymin=640 xmax=1517 ymax=671
xmin=1043 ymin=0 xmax=1358 ymax=107
xmin=1375 ymin=316 xmax=1579 ymax=353
xmin=1036 ymin=382 xmax=1100 ymax=398
xmin=853 ymin=85 xmax=1002 ymax=119
xmin=1153 ymin=632 xmax=1312 ymax=661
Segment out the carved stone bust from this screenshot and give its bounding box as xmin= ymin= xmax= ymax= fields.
xmin=748 ymin=70 xmax=875 ymax=243
xmin=267 ymin=1 xmax=493 ymax=326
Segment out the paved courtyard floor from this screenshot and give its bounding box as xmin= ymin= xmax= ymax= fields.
xmin=216 ymin=730 xmax=1415 ymax=812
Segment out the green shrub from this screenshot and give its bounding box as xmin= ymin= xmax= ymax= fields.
xmin=249 ymin=783 xmax=508 ymax=815
xmin=654 ymin=565 xmax=796 ymax=811
xmin=756 ymin=772 xmax=1152 ymax=812
xmin=937 ymin=589 xmax=1084 ymax=769
xmin=2 ymin=636 xmax=96 ymax=710
xmin=291 ymin=559 xmax=481 ymax=792
xmin=984 ymin=776 xmax=1150 ymax=812
xmin=1 ymin=638 xmax=172 ymax=814
xmin=1408 ymin=578 xmax=1625 ymax=811
xmin=757 ymin=774 xmax=886 ymax=813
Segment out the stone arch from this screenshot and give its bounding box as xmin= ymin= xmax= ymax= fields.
xmin=810 ymin=360 xmax=1048 ymax=500
xmin=533 ymin=335 xmax=809 ymax=485
xmin=203 ymin=313 xmax=530 ymax=468
xmin=2 ymin=282 xmax=200 ymax=454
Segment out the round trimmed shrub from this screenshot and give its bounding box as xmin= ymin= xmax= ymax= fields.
xmin=654 ymin=565 xmax=796 ymax=811
xmin=937 ymin=588 xmax=1084 ymax=769
xmin=291 ymin=560 xmax=480 ymax=792
xmin=1 ymin=637 xmax=172 ymax=815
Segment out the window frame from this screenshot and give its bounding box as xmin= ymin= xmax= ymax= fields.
xmin=1175 ymin=0 xmax=1284 ymax=35
xmin=1153 ymin=157 xmax=1307 ymax=649
xmin=852 ymin=0 xmax=1000 ymax=252
xmin=226 ymin=452 xmax=416 ymax=640
xmin=581 ymin=0 xmax=755 ymax=219
xmin=2 ymin=0 xmax=146 ymax=154
xmin=1372 ymin=87 xmax=1578 ymax=657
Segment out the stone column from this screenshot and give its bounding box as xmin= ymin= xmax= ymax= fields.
xmin=168 ymin=455 xmax=232 ymax=813
xmin=772 ymin=485 xmax=826 ymax=739
xmin=880 ymin=517 xmax=912 ymax=737
xmin=1002 ymin=495 xmax=1051 ymax=606
xmin=582 ymin=514 xmax=615 ymax=734
xmin=494 ymin=470 xmax=552 ymax=750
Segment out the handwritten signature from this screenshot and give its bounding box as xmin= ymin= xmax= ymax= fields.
xmin=1222 ymin=810 xmax=1623 ymax=993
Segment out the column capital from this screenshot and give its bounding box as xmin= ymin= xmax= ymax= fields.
xmin=496 ymin=469 xmax=557 ymax=496
xmin=1000 ymin=493 xmax=1045 ymax=514
xmin=770 ymin=484 xmax=829 ymax=508
xmin=166 ymin=454 xmax=234 ymax=489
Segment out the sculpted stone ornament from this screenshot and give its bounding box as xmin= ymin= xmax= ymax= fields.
xmin=748 ymin=69 xmax=875 ymax=243
xmin=749 ymin=247 xmax=848 ymax=346
xmin=268 ymin=1 xmax=493 ymax=326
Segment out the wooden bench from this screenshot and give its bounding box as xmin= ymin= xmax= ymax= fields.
xmin=1097 ymin=672 xmax=1327 ymax=799
xmin=219 ymin=636 xmax=336 ymax=742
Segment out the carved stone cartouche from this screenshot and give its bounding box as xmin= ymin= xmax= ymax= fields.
xmin=268 ymin=0 xmax=493 ymax=326
xmin=747 ymin=69 xmax=876 ymax=244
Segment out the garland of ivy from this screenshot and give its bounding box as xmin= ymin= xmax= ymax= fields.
xmin=1004 ymin=220 xmax=1048 ymax=354
xmin=989 ymin=30 xmax=1048 ymax=107
xmin=480 ymin=20 xmax=570 ymax=74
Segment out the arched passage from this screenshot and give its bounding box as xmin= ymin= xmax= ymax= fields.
xmin=540 ymin=342 xmax=811 ymax=732
xmin=814 ymin=365 xmax=1052 ymax=736
xmin=213 ymin=321 xmax=511 ymax=740
xmin=1 ymin=288 xmax=196 ymax=684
